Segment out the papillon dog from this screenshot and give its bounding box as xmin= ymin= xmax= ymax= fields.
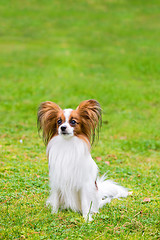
xmin=37 ymin=99 xmax=128 ymax=221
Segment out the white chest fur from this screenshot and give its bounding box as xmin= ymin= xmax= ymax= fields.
xmin=47 ymin=136 xmax=98 ymax=191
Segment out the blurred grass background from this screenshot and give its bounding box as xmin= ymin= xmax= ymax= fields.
xmin=0 ymin=0 xmax=160 ymax=239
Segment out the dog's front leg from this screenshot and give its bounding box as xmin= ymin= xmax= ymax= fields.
xmin=80 ymin=188 xmax=93 ymax=221
xmin=46 ymin=189 xmax=59 ymax=213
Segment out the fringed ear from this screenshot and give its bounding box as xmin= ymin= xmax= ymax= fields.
xmin=37 ymin=101 xmax=61 ymax=145
xmin=77 ymin=99 xmax=102 ymax=144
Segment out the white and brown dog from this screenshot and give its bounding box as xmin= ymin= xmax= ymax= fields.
xmin=38 ymin=99 xmax=128 ymax=221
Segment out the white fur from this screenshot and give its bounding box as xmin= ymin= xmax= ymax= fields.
xmin=46 ymin=134 xmax=128 ymax=221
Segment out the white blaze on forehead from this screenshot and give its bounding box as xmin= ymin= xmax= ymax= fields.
xmin=63 ymin=109 xmax=73 ymax=123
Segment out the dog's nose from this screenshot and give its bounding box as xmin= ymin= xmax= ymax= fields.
xmin=61 ymin=126 xmax=67 ymax=132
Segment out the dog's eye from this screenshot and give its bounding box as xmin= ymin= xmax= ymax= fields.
xmin=70 ymin=119 xmax=77 ymax=125
xmin=57 ymin=119 xmax=62 ymax=125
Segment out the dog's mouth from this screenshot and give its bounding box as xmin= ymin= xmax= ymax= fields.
xmin=61 ymin=131 xmax=72 ymax=136
xmin=61 ymin=132 xmax=69 ymax=135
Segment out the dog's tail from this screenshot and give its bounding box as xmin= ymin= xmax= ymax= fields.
xmin=97 ymin=175 xmax=128 ymax=208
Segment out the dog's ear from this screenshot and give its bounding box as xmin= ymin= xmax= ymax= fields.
xmin=77 ymin=99 xmax=102 ymax=144
xmin=37 ymin=101 xmax=61 ymax=145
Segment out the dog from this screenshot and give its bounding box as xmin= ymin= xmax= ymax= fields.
xmin=37 ymin=99 xmax=128 ymax=221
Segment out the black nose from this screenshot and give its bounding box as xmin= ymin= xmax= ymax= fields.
xmin=61 ymin=126 xmax=67 ymax=132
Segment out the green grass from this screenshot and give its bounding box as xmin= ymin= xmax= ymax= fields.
xmin=0 ymin=0 xmax=160 ymax=239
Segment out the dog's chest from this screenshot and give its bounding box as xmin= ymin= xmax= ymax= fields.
xmin=47 ymin=136 xmax=93 ymax=189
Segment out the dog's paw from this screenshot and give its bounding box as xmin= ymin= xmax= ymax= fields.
xmin=84 ymin=214 xmax=93 ymax=222
xmin=46 ymin=199 xmax=51 ymax=207
xmin=51 ymin=207 xmax=58 ymax=214
xmin=46 ymin=199 xmax=59 ymax=213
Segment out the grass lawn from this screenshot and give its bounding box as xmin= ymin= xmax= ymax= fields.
xmin=0 ymin=0 xmax=160 ymax=239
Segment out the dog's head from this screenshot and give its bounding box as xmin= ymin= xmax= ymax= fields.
xmin=37 ymin=100 xmax=102 ymax=145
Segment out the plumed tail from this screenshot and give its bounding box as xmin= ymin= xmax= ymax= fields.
xmin=97 ymin=175 xmax=128 ymax=208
